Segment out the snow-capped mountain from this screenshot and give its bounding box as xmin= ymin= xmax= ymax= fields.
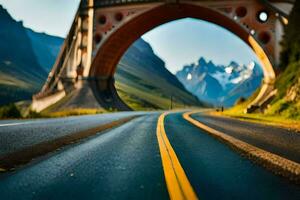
xmin=176 ymin=57 xmax=263 ymax=107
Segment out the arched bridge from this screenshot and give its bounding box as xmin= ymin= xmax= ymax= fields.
xmin=32 ymin=0 xmax=295 ymax=112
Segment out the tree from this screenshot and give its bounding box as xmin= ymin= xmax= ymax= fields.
xmin=280 ymin=1 xmax=300 ymax=68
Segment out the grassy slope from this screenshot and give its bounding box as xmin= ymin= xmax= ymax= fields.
xmin=220 ymin=62 xmax=300 ymax=130
xmin=0 ymin=7 xmax=48 ymax=105
xmin=0 ymin=66 xmax=40 ymax=106
xmin=219 ymin=1 xmax=300 ymax=128
xmin=211 ymin=85 xmax=300 ymax=130
xmin=115 ymin=61 xmax=201 ymax=110
xmin=265 ymin=61 xmax=300 ymax=119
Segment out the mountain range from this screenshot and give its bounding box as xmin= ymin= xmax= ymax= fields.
xmin=0 ymin=5 xmax=63 ymax=105
xmin=176 ymin=57 xmax=263 ymax=107
xmin=0 ymin=5 xmax=201 ymax=110
xmin=115 ymin=38 xmax=202 ymax=110
xmin=0 ymin=4 xmax=263 ymax=110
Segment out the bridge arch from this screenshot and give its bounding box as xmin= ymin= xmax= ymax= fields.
xmin=89 ymin=2 xmax=276 ymax=111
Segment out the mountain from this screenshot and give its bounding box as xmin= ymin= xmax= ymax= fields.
xmin=26 ymin=28 xmax=63 ymax=72
xmin=176 ymin=57 xmax=263 ymax=107
xmin=0 ymin=5 xmax=63 ymax=105
xmin=0 ymin=5 xmax=201 ymax=110
xmin=43 ymin=38 xmax=203 ymax=112
xmin=115 ymin=38 xmax=203 ymax=110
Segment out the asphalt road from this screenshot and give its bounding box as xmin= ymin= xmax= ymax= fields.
xmin=0 ymin=111 xmax=146 ymax=157
xmin=0 ymin=111 xmax=299 ymax=199
xmin=191 ymin=113 xmax=300 ymax=163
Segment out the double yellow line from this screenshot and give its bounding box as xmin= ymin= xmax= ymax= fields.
xmin=156 ymin=112 xmax=198 ymax=200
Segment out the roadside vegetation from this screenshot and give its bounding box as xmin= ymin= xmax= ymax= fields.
xmin=0 ymin=103 xmax=22 ymax=118
xmin=219 ymin=105 xmax=300 ymax=131
xmin=44 ymin=109 xmax=105 ymax=118
xmin=0 ymin=102 xmax=105 ymax=119
xmin=114 ymin=60 xmax=203 ymax=111
xmin=115 ymin=81 xmax=190 ymax=110
xmin=213 ymin=88 xmax=300 ymax=131
xmin=221 ymin=1 xmax=300 ymax=128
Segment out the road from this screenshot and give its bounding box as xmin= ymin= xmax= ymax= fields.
xmin=0 ymin=112 xmax=146 ymax=157
xmin=191 ymin=112 xmax=300 ymax=163
xmin=0 ymin=111 xmax=299 ymax=199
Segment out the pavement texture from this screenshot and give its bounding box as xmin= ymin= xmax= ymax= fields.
xmin=0 ymin=111 xmax=299 ymax=199
xmin=191 ymin=113 xmax=300 ymax=163
xmin=0 ymin=112 xmax=146 ymax=157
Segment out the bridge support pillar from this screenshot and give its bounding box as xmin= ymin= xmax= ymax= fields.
xmin=89 ymin=77 xmax=132 ymax=111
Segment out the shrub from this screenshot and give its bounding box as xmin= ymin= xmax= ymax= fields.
xmin=0 ymin=103 xmax=22 ymax=118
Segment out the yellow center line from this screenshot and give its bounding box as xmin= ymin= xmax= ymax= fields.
xmin=156 ymin=112 xmax=198 ymax=200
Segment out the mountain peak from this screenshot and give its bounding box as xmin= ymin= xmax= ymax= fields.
xmin=198 ymin=57 xmax=207 ymax=66
xmin=0 ymin=5 xmax=14 ymax=22
xmin=134 ymin=38 xmax=154 ymax=54
xmin=207 ymin=60 xmax=215 ymax=66
xmin=228 ymin=61 xmax=239 ymax=67
xmin=176 ymin=56 xmax=263 ymax=107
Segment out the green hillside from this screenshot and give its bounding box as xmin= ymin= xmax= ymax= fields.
xmin=255 ymin=1 xmax=300 ymax=119
xmin=115 ymin=39 xmax=203 ymax=110
xmin=0 ymin=6 xmax=202 ymax=115
xmin=0 ymin=6 xmax=63 ymax=105
xmin=39 ymin=38 xmax=203 ymax=114
xmin=223 ymin=2 xmax=300 ymax=124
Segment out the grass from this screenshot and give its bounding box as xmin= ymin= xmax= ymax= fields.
xmin=0 ymin=102 xmax=106 ymax=119
xmin=216 ymin=62 xmax=300 ymax=131
xmin=116 ymin=86 xmax=160 ymax=111
xmin=115 ymin=62 xmax=201 ymax=110
xmin=274 ymin=61 xmax=300 ymax=101
xmin=214 ymin=5 xmax=300 ymax=127
xmin=44 ymin=108 xmax=105 ymax=118
xmin=222 ymin=87 xmax=261 ymax=115
xmin=213 ymin=111 xmax=300 ymax=131
xmin=115 ymin=80 xmax=189 ymax=110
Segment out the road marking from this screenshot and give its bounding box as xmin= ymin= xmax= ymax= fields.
xmin=183 ymin=111 xmax=300 ymax=183
xmin=0 ymin=116 xmax=137 ymax=171
xmin=0 ymin=122 xmax=31 ymax=127
xmin=156 ymin=112 xmax=198 ymax=200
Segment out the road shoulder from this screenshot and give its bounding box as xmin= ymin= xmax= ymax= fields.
xmin=0 ymin=116 xmax=137 ymax=172
xmin=183 ymin=111 xmax=300 ymax=184
xmin=211 ymin=111 xmax=300 ymax=133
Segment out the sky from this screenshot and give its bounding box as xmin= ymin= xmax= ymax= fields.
xmin=0 ymin=0 xmax=80 ymax=37
xmin=142 ymin=18 xmax=260 ymax=73
xmin=0 ymin=1 xmax=259 ymax=74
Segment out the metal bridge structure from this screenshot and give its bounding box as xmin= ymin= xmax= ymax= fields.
xmin=31 ymin=0 xmax=295 ymax=112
